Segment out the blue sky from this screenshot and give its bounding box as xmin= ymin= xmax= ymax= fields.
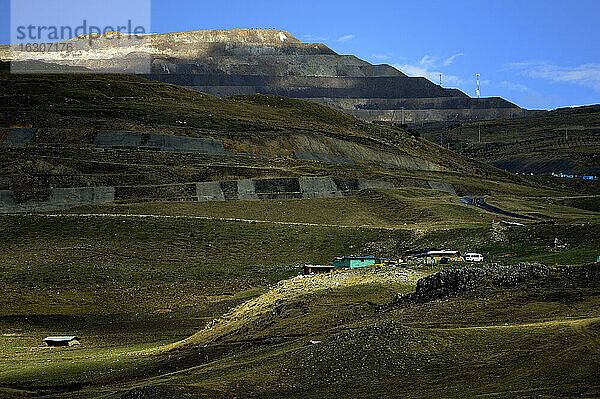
xmin=2 ymin=0 xmax=599 ymax=110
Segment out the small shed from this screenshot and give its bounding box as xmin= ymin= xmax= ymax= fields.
xmin=44 ymin=336 xmax=80 ymax=347
xmin=333 ymin=256 xmax=379 ymax=269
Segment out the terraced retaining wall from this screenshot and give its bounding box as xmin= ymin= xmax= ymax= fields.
xmin=0 ymin=187 xmax=115 ymax=213
xmin=92 ymin=131 xmax=226 ymax=154
xmin=1 ymin=128 xmax=442 ymax=171
xmin=196 ymin=177 xmax=394 ymax=201
xmin=0 ymin=128 xmax=35 ymax=147
xmin=0 ymin=177 xmax=395 ymax=213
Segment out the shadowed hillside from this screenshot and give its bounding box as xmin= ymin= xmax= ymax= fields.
xmin=1 ymin=62 xmax=542 ymax=211
xmin=422 ymin=105 xmax=600 ymax=175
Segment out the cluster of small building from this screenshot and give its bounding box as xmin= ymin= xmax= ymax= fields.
xmin=514 ymin=172 xmax=597 ymax=181
xmin=550 ymin=172 xmax=597 ymax=180
xmin=303 ymin=250 xmax=484 ymax=275
xmin=406 ymin=250 xmax=484 ymax=264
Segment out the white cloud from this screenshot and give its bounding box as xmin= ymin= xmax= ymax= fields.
xmin=442 ymin=53 xmax=464 ymax=66
xmin=503 ymin=61 xmax=600 ymax=91
xmin=391 ymin=53 xmax=466 ymax=85
xmin=417 ymin=53 xmax=463 ymax=67
xmin=393 ymin=62 xmax=463 ymax=86
xmin=419 ymin=55 xmax=438 ymax=66
xmin=394 ymin=64 xmax=433 ymax=79
xmin=337 ymin=34 xmax=355 ymax=42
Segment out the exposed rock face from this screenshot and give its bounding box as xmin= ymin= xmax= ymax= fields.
xmin=392 ymin=263 xmax=554 ymax=304
xmin=1 ymin=29 xmax=530 ymax=123
xmin=397 ymin=262 xmax=600 ymax=306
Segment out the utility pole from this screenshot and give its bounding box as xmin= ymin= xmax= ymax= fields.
xmin=476 ymin=74 xmax=481 ymax=98
xmin=401 ymin=107 xmax=405 ymax=125
xmin=478 ymin=124 xmax=481 ymax=143
xmin=565 ymin=125 xmax=568 ymax=140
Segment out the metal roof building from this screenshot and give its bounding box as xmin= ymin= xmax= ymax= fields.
xmin=333 ymin=256 xmax=379 ymax=269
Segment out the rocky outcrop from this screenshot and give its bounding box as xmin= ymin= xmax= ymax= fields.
xmin=390 ymin=264 xmax=553 ymax=305
xmin=389 ymin=262 xmax=600 ymax=308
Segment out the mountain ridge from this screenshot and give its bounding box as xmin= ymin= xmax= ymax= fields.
xmin=1 ymin=29 xmax=530 ymax=124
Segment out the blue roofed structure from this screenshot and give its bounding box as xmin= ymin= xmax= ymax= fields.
xmin=333 ymin=256 xmax=379 ymax=269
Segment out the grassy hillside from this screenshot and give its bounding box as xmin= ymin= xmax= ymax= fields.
xmin=1 ymin=62 xmax=599 ymax=398
xmin=1 ymin=63 xmax=376 ymax=137
xmin=2 ymin=263 xmax=600 ymax=398
xmin=1 ymin=182 xmax=598 ymax=396
xmin=0 ymin=61 xmax=526 ymax=183
xmin=421 ymin=105 xmax=600 ymax=175
xmin=2 ymin=62 xmax=569 ymax=212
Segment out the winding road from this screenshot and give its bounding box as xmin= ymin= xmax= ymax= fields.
xmin=461 ymin=197 xmax=537 ymax=220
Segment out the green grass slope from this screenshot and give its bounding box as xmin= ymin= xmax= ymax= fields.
xmin=3 ymin=264 xmax=599 ymax=398
xmin=422 ymin=105 xmax=600 ymax=175
xmin=0 ymin=192 xmax=598 ymax=396
xmin=0 ymin=66 xmax=374 ymax=137
xmin=1 ymin=61 xmax=599 ymax=399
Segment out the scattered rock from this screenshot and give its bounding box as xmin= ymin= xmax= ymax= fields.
xmin=490 ymin=222 xmax=507 ymax=242
xmin=552 ymin=237 xmax=568 ymax=251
